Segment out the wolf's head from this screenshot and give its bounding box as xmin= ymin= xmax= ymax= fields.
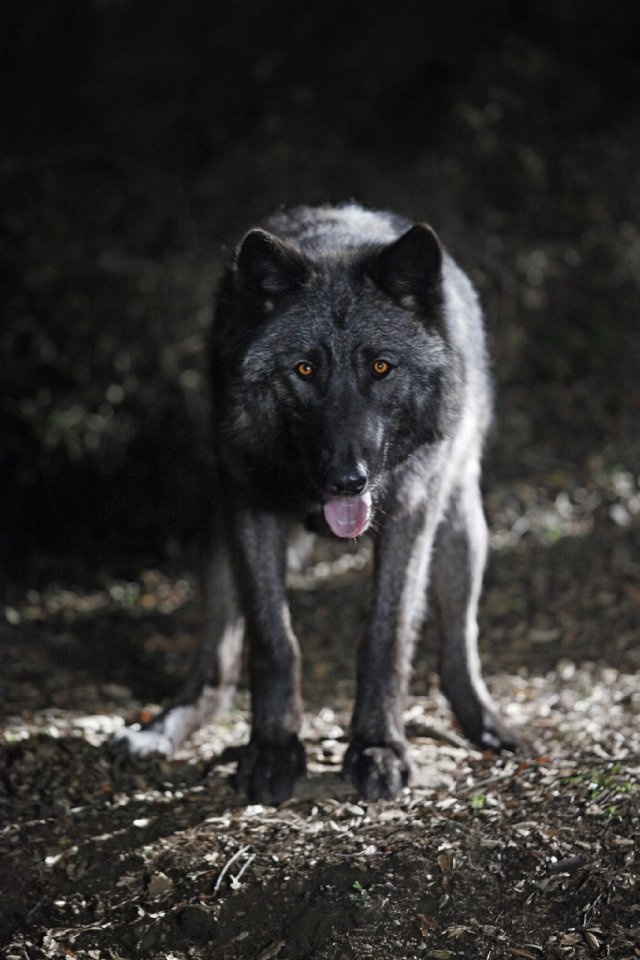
xmin=221 ymin=218 xmax=460 ymax=537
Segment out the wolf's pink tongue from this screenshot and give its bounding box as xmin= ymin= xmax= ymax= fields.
xmin=323 ymin=493 xmax=372 ymax=539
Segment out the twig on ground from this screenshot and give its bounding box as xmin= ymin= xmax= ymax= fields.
xmin=213 ymin=844 xmax=249 ymax=893
xmin=230 ymin=852 xmax=255 ymax=888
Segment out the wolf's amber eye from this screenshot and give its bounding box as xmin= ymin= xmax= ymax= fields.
xmin=372 ymin=358 xmax=391 ymax=378
xmin=295 ymin=361 xmax=314 ymax=379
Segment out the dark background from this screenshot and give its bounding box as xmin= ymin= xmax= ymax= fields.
xmin=2 ymin=0 xmax=640 ymax=585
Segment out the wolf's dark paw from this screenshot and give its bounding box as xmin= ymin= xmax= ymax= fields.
xmin=342 ymin=739 xmax=410 ymax=800
xmin=231 ymin=736 xmax=306 ymax=804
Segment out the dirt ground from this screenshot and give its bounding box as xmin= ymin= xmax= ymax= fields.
xmin=2 ymin=478 xmax=639 ymax=959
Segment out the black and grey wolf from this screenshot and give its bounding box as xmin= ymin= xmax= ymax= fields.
xmin=113 ymin=203 xmax=523 ymax=802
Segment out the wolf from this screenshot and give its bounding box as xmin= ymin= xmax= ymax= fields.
xmin=113 ymin=203 xmax=522 ymax=802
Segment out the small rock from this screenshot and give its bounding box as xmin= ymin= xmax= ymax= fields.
xmin=148 ymin=871 xmax=173 ymax=899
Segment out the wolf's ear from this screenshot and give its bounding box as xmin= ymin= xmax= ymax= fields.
xmin=236 ymin=229 xmax=310 ymax=296
xmin=369 ymin=224 xmax=442 ymax=308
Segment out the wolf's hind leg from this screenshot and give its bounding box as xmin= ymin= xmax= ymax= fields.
xmin=111 ymin=543 xmax=244 ymax=758
xmin=432 ymin=470 xmax=524 ymax=752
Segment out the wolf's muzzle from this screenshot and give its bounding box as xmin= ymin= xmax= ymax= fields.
xmin=324 ymin=461 xmax=368 ymax=496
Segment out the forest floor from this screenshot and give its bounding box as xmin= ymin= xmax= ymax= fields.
xmin=2 ymin=460 xmax=639 ymax=960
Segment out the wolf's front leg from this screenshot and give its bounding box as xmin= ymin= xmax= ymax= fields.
xmin=343 ymin=503 xmax=437 ymax=800
xmin=432 ymin=471 xmax=525 ymax=752
xmin=229 ymin=507 xmax=306 ymax=804
xmin=111 ymin=536 xmax=243 ymax=758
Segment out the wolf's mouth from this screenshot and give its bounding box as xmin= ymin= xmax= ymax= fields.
xmin=322 ymin=492 xmax=372 ymax=539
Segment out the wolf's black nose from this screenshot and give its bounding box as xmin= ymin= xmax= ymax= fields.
xmin=325 ymin=463 xmax=368 ymax=496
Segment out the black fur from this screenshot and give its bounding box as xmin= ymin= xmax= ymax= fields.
xmin=113 ymin=203 xmax=523 ymax=802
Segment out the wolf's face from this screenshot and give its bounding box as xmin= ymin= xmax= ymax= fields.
xmin=223 ymin=224 xmax=458 ymax=537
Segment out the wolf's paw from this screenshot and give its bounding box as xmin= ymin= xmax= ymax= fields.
xmin=475 ymin=709 xmax=531 ymax=755
xmin=231 ymin=736 xmax=306 ymax=804
xmin=109 ymin=726 xmax=175 ymax=759
xmin=342 ymin=739 xmax=410 ymax=800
